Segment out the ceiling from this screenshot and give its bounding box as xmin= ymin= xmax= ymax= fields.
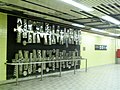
xmin=1 ymin=0 xmax=120 ymax=37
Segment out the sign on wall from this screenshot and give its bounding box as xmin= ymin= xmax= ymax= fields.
xmin=95 ymin=45 xmax=107 ymax=50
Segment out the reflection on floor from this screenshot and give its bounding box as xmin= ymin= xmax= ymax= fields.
xmin=0 ymin=64 xmax=120 ymax=90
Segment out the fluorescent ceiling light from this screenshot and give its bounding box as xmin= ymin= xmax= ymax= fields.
xmin=61 ymin=0 xmax=93 ymax=12
xmin=101 ymin=15 xmax=120 ymax=25
xmin=108 ymin=33 xmax=120 ymax=36
xmin=91 ymin=28 xmax=107 ymax=33
xmin=72 ymin=23 xmax=85 ymax=27
xmin=91 ymin=28 xmax=120 ymax=37
xmin=115 ymin=29 xmax=120 ymax=31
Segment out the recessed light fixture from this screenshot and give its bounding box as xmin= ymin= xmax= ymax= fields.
xmin=61 ymin=0 xmax=93 ymax=12
xmin=72 ymin=23 xmax=85 ymax=27
xmin=101 ymin=15 xmax=120 ymax=25
xmin=91 ymin=28 xmax=107 ymax=33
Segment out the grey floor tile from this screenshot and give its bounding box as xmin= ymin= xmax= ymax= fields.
xmin=0 ymin=64 xmax=120 ymax=90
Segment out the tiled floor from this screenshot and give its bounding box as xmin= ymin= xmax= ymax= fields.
xmin=0 ymin=64 xmax=120 ymax=90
